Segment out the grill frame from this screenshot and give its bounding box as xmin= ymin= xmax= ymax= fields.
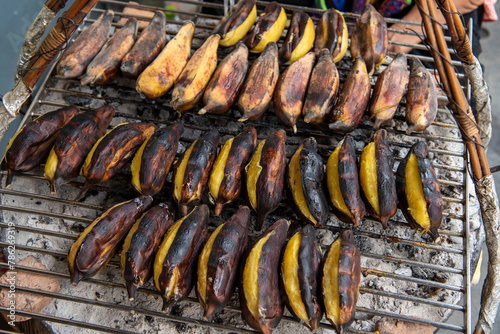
xmin=0 ymin=1 xmax=481 ymax=333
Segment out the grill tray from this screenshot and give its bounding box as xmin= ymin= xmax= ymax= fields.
xmin=0 ymin=1 xmax=484 ymax=333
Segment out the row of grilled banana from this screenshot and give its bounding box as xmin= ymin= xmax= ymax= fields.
xmin=3 ymin=106 xmax=443 ymax=239
xmin=67 ymin=198 xmax=361 ymax=333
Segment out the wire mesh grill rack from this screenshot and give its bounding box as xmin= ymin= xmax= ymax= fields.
xmin=0 ymin=0 xmax=482 ymax=333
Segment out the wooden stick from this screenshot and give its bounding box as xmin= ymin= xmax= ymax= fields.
xmin=22 ymin=0 xmax=100 ymax=89
xmin=46 ymin=0 xmax=70 ymax=14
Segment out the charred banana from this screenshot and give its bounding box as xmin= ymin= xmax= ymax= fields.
xmin=245 ymin=129 xmax=286 ymax=230
xmin=405 ymin=58 xmax=438 ymax=134
xmin=281 ymin=225 xmax=322 ymax=331
xmin=4 ymin=106 xmax=78 ymax=187
xmin=350 ymin=4 xmax=388 ymax=75
xmin=81 ymin=18 xmax=138 ymax=85
xmin=120 ymin=10 xmax=167 ymax=78
xmin=154 ymin=205 xmax=209 ymax=312
xmin=171 ymin=34 xmax=220 ymax=113
xmin=209 ymin=128 xmax=257 ymax=216
xmin=196 ymin=205 xmax=251 ymax=320
xmin=238 ymin=42 xmax=279 ymax=122
xmin=303 ymin=49 xmax=339 ymax=125
xmin=131 ymin=123 xmax=184 ymax=196
xmin=121 ymin=202 xmax=176 ymax=299
xmin=68 ymin=195 xmax=153 ymax=285
xmin=45 ymin=105 xmax=115 ymax=194
xmin=199 ymin=43 xmax=249 ymax=115
xmin=287 ymin=137 xmax=329 ymax=227
xmin=396 ymin=141 xmax=442 ymax=240
xmin=273 ymin=51 xmax=316 ymax=133
xmin=213 ymin=0 xmax=257 ymax=47
xmin=172 ymin=129 xmax=219 ymax=215
xmin=326 ymin=135 xmax=365 ymax=226
xmin=329 ymin=57 xmax=370 ymax=133
xmin=57 ymin=10 xmax=114 ymax=79
xmin=136 ymin=22 xmax=195 ymax=99
xmin=322 ymin=229 xmax=361 ymax=333
xmin=240 ymin=219 xmax=290 ymax=333
xmin=278 ymin=11 xmax=315 ymax=64
xmin=244 ymin=1 xmax=287 ymax=53
xmin=80 ymin=122 xmax=156 ymax=195
xmin=359 ymin=129 xmax=397 ymax=228
xmin=313 ymin=9 xmax=348 ymax=63
xmin=370 ymin=53 xmax=409 ymax=129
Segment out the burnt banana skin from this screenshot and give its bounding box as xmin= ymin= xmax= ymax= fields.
xmin=360 ymin=129 xmax=397 ymax=228
xmin=313 ymin=9 xmax=348 ymax=63
xmin=172 ymin=129 xmax=220 ymax=216
xmin=81 ymin=17 xmax=138 ymax=86
xmin=396 ymin=141 xmax=443 ymax=240
xmin=246 ymin=129 xmax=287 ymax=231
xmin=121 ymin=202 xmax=176 ymax=300
xmin=213 ymin=0 xmax=257 ymax=47
xmin=196 ymin=205 xmax=251 ymax=320
xmin=4 ymin=106 xmax=78 ymax=187
xmin=80 ymin=122 xmax=156 ymax=197
xmin=240 ymin=219 xmax=290 ymax=334
xmin=209 ymin=128 xmax=257 ymax=216
xmin=278 ymin=11 xmax=315 ymax=64
xmin=45 ymin=105 xmax=115 ymax=194
xmin=244 ymin=1 xmax=286 ymax=53
xmin=238 ymin=42 xmax=280 ymax=122
xmin=131 ymin=123 xmax=184 ymax=196
xmin=281 ymin=225 xmax=322 ymax=331
xmin=329 ymin=57 xmax=370 ymax=133
xmin=154 ymin=205 xmax=209 ymax=313
xmin=121 ymin=10 xmax=167 ymax=78
xmin=57 ymin=10 xmax=114 ymax=79
xmin=287 ymin=137 xmax=329 ymax=227
xmin=303 ymin=48 xmax=339 ymax=125
xmin=68 ymin=195 xmax=153 ymax=285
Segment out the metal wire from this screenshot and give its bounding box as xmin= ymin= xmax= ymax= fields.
xmin=0 ymin=1 xmax=474 ymax=333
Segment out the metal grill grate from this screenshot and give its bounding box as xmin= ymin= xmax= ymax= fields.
xmin=0 ymin=1 xmax=480 ymax=333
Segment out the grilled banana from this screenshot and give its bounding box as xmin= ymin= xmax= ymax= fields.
xmin=351 ymin=4 xmax=388 ymax=75
xmin=326 ymin=135 xmax=365 ymax=226
xmin=213 ymin=0 xmax=257 ymax=47
xmin=244 ymin=1 xmax=287 ymax=53
xmin=396 ymin=141 xmax=442 ymax=240
xmin=238 ymin=42 xmax=279 ymax=122
xmin=209 ymin=128 xmax=257 ymax=216
xmin=172 ymin=129 xmax=219 ymax=215
xmin=81 ymin=18 xmax=138 ymax=85
xmin=329 ymin=57 xmax=370 ymax=133
xmin=68 ymin=195 xmax=153 ymax=285
xmin=171 ymin=34 xmax=220 ymax=113
xmin=196 ymin=206 xmax=251 ymax=320
xmin=274 ymin=51 xmax=315 ymax=133
xmin=279 ymin=11 xmax=315 ymax=64
xmin=281 ymin=225 xmax=322 ymax=331
xmin=370 ymin=53 xmax=409 ymax=129
xmin=405 ymin=58 xmax=438 ymax=134
xmin=80 ymin=122 xmax=155 ymax=195
xmin=199 ymin=43 xmax=249 ymax=115
xmin=136 ymin=22 xmax=195 ymax=99
xmin=359 ymin=129 xmax=397 ymax=228
xmin=121 ymin=202 xmax=176 ymax=300
xmin=313 ymin=9 xmax=348 ymax=63
xmin=287 ymin=137 xmax=329 ymax=227
xmin=4 ymin=106 xmax=78 ymax=187
xmin=240 ymin=219 xmax=290 ymax=333
xmin=45 ymin=105 xmax=115 ymax=194
xmin=245 ymin=129 xmax=286 ymax=230
xmin=120 ymin=10 xmax=167 ymax=78
xmin=154 ymin=205 xmax=209 ymax=312
xmin=303 ymin=49 xmax=339 ymax=125
xmin=131 ymin=123 xmax=184 ymax=196
xmin=57 ymin=10 xmax=114 ymax=79
xmin=322 ymin=229 xmax=361 ymax=333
